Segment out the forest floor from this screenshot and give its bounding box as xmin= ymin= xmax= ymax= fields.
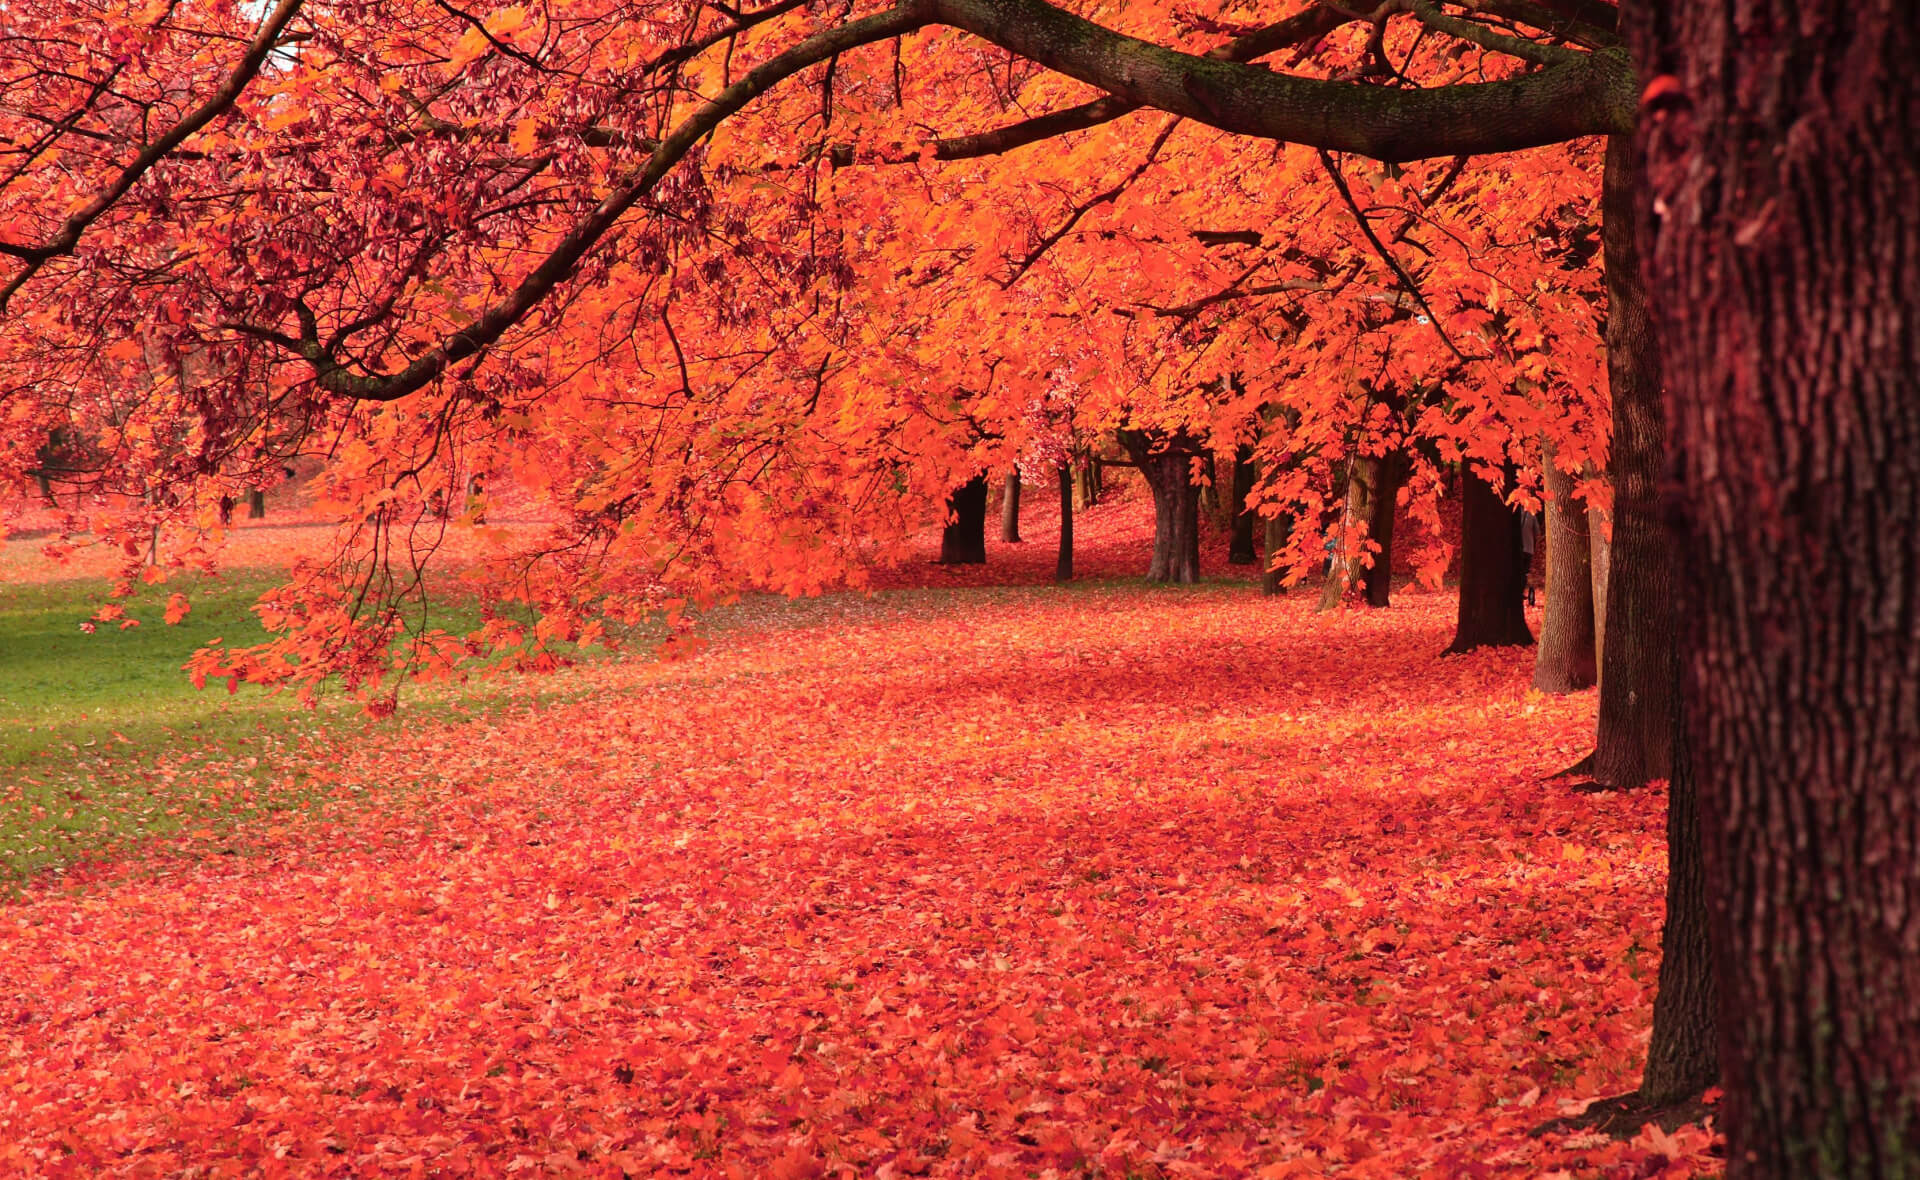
xmin=0 ymin=494 xmax=1718 ymax=1177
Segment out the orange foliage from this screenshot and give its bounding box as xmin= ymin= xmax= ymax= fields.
xmin=0 ymin=590 xmax=1716 ymax=1177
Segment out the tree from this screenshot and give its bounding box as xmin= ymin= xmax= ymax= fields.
xmin=999 ymin=470 xmax=1022 ymax=543
xmin=1226 ymin=446 xmax=1258 ymax=566
xmin=1630 ymin=1 xmax=1920 ymax=1172
xmin=1533 ymin=444 xmax=1598 ymax=692
xmin=1118 ymin=429 xmax=1203 ymax=584
xmin=1445 ymin=463 xmax=1534 ymax=653
xmin=25 ymin=3 xmax=1914 ymax=1170
xmin=939 ymin=475 xmax=989 ymax=565
xmin=1566 ymin=135 xmax=1676 ymax=790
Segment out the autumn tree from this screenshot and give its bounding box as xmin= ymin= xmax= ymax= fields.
xmin=20 ymin=3 xmax=1917 ymax=1174
xmin=1628 ymin=0 xmax=1920 ymax=1172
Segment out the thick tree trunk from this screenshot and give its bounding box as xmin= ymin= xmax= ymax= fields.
xmin=247 ymin=489 xmax=266 ymax=519
xmin=1630 ymin=3 xmax=1920 ymax=1173
xmin=938 ymin=474 xmax=988 ymax=564
xmin=1000 ymin=470 xmax=1022 ymax=543
xmin=1054 ymin=463 xmax=1073 ymax=582
xmin=1534 ymin=445 xmax=1598 ymax=692
xmin=1444 ymin=463 xmax=1534 ymax=652
xmin=1228 ymin=446 xmax=1258 ymax=565
xmin=1118 ymin=430 xmax=1201 ymax=584
xmin=1580 ymin=134 xmax=1676 ymax=788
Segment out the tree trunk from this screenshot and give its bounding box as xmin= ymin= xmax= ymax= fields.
xmin=247 ymin=489 xmax=266 ymax=519
xmin=938 ymin=474 xmax=988 ymax=564
xmin=1443 ymin=463 xmax=1533 ymax=652
xmin=1118 ymin=430 xmax=1201 ymax=584
xmin=1199 ymin=453 xmax=1223 ymax=525
xmin=1639 ymin=689 xmax=1719 ymax=1106
xmin=1054 ymin=463 xmax=1073 ymax=582
xmin=1320 ymin=454 xmax=1377 ymax=609
xmin=1262 ymin=512 xmax=1290 ymax=595
xmin=1362 ymin=451 xmax=1402 ymax=608
xmin=1631 ymin=3 xmax=1920 ymax=1172
xmin=1228 ymin=446 xmax=1258 ymax=565
xmin=1534 ymin=444 xmax=1598 ymax=692
xmin=1000 ymin=470 xmax=1022 ymax=543
xmin=1580 ymin=134 xmax=1676 ymax=788
xmin=1588 ymin=498 xmax=1611 ymax=684
xmin=1074 ymin=458 xmax=1102 ymax=511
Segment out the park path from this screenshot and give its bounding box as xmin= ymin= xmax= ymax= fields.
xmin=0 ymin=586 xmax=1713 ymax=1178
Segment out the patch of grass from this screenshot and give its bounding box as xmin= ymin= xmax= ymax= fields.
xmin=0 ymin=571 xmax=593 ymax=882
xmin=0 ymin=572 xmax=300 ymax=767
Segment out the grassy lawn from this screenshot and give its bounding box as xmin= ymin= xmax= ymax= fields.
xmin=0 ymin=554 xmax=1259 ymax=883
xmin=0 ymin=569 xmax=578 ymax=883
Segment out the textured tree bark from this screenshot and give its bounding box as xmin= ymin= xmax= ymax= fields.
xmin=1054 ymin=463 xmax=1073 ymax=582
xmin=1534 ymin=444 xmax=1598 ymax=692
xmin=1580 ymin=134 xmax=1675 ymax=787
xmin=1228 ymin=447 xmax=1259 ymax=565
xmin=1119 ymin=430 xmax=1202 ymax=584
xmin=1444 ymin=464 xmax=1534 ymax=652
xmin=1639 ymin=696 xmax=1719 ymax=1107
xmin=1628 ymin=1 xmax=1920 ymax=1173
xmin=938 ymin=474 xmax=988 ymax=564
xmin=1000 ymin=470 xmax=1022 ymax=543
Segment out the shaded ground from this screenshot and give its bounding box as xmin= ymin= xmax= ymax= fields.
xmin=0 ymin=585 xmax=1716 ymax=1177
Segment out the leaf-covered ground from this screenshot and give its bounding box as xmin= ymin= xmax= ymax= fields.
xmin=0 ymin=583 xmax=1717 ymax=1177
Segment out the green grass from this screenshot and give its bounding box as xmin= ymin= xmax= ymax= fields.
xmin=0 ymin=562 xmax=1254 ymax=883
xmin=0 ymin=570 xmax=599 ymax=883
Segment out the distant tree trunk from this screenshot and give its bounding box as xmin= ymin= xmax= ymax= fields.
xmin=1054 ymin=463 xmax=1073 ymax=582
xmin=1119 ymin=430 xmax=1201 ymax=584
xmin=1074 ymin=459 xmax=1102 ymax=510
xmin=1575 ymin=135 xmax=1675 ymax=787
xmin=1362 ymin=452 xmax=1402 ymax=608
xmin=218 ymin=495 xmax=236 ymax=527
xmin=1320 ymin=456 xmax=1373 ymax=609
xmin=35 ymin=471 xmax=54 ymax=504
xmin=1322 ymin=452 xmax=1402 ymax=609
xmin=1000 ymin=470 xmax=1022 ymax=542
xmin=1262 ymin=512 xmax=1291 ymax=595
xmin=938 ymin=475 xmax=988 ymax=564
xmin=1228 ymin=447 xmax=1259 ymax=565
xmin=1534 ymin=445 xmax=1598 ymax=692
xmin=247 ymin=489 xmax=266 ymax=519
xmin=1199 ymin=453 xmax=1223 ymax=525
xmin=1444 ymin=464 xmax=1533 ymax=653
xmin=1588 ymin=499 xmax=1611 ymax=680
xmin=1631 ymin=3 xmax=1920 ymax=1170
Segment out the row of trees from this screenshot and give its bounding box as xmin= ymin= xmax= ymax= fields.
xmin=2 ymin=0 xmax=1914 ymax=1174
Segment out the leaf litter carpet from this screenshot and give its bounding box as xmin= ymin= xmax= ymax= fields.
xmin=0 ymin=587 xmax=1717 ymax=1177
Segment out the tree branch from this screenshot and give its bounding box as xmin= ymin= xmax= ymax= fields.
xmin=0 ymin=0 xmax=306 ymax=316
xmin=304 ymin=2 xmax=935 ymax=401
xmin=923 ymin=0 xmax=1634 ymax=162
